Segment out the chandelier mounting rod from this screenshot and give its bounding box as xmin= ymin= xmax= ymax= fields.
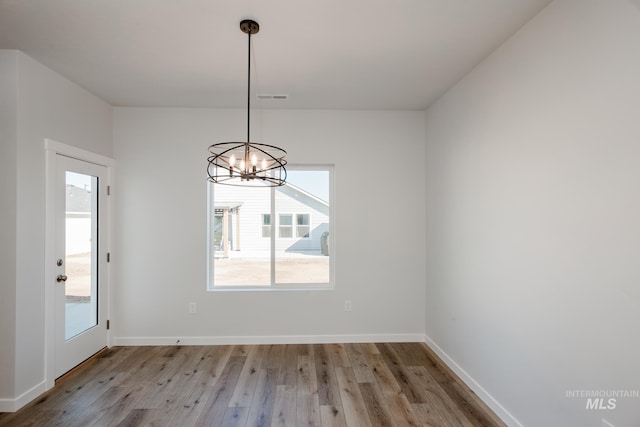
xmin=206 ymin=19 xmax=287 ymax=187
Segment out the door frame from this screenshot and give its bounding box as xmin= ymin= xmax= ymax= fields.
xmin=44 ymin=139 xmax=114 ymax=389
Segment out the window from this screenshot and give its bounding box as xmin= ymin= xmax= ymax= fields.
xmin=261 ymin=214 xmax=271 ymax=238
xmin=296 ymin=214 xmax=310 ymax=238
xmin=208 ymin=165 xmax=334 ymax=289
xmin=279 ymin=214 xmax=293 ymax=238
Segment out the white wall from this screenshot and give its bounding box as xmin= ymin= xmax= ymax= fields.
xmin=112 ymin=108 xmax=426 ymax=343
xmin=0 ymin=50 xmax=18 ymax=402
xmin=10 ymin=51 xmax=113 ymax=405
xmin=424 ymin=0 xmax=640 ymax=425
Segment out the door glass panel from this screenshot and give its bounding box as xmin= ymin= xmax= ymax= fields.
xmin=65 ymin=171 xmax=98 ymax=339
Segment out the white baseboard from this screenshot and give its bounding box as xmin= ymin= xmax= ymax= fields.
xmin=0 ymin=380 xmax=47 ymax=413
xmin=423 ymin=335 xmax=522 ymax=427
xmin=112 ymin=333 xmax=425 ymax=346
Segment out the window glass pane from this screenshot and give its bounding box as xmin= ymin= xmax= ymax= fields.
xmin=275 ymin=169 xmax=331 ymax=284
xmin=279 ymin=214 xmax=292 ymax=238
xmin=279 ymin=227 xmax=293 ymax=238
xmin=297 ymin=214 xmax=310 ymax=225
xmin=296 ymin=214 xmax=310 ymax=238
xmin=209 ymin=184 xmax=271 ymax=287
xmin=261 ymin=214 xmax=271 ymax=238
xmin=296 ymin=226 xmax=310 ymax=238
xmin=279 ymin=214 xmax=292 ymax=226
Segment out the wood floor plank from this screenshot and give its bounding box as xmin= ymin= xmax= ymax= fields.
xmin=38 ymin=354 xmax=130 ymax=413
xmin=297 ymin=355 xmax=318 ymax=395
xmin=383 ymin=393 xmax=423 ymax=427
xmin=202 ymin=345 xmax=234 ymax=387
xmin=297 ymin=393 xmax=321 ymax=427
xmin=368 ymin=353 xmax=403 ymax=396
xmin=165 ymin=384 xmax=217 ymax=427
xmin=88 ymin=384 xmax=148 ymax=426
xmin=194 ymin=356 xmax=246 ymax=427
xmin=392 ymin=342 xmax=433 ymax=366
xmin=334 ymin=367 xmax=371 ymax=427
xmin=156 ymin=346 xmax=211 ymax=399
xmin=56 ymin=382 xmax=131 ymax=427
xmin=116 ymin=347 xmax=172 ymax=389
xmin=111 ymin=346 xmax=166 ymax=376
xmin=137 ymin=349 xmax=214 ymax=426
xmin=418 ymin=343 xmax=507 ymax=427
xmin=263 ymin=344 xmax=285 ymax=369
xmin=448 ymin=380 xmax=502 ymax=427
xmin=327 ymin=344 xmax=352 ymax=368
xmin=115 ymin=408 xmax=153 ymax=426
xmin=229 ymin=345 xmax=264 ymax=408
xmin=221 ymin=405 xmax=249 ymax=426
xmin=405 ymin=365 xmax=472 ymax=427
xmin=297 ymin=355 xmax=321 ymax=427
xmin=297 ymin=343 xmax=313 ymax=357
xmin=245 ymin=368 xmax=278 ymax=427
xmin=39 ymin=370 xmax=126 ymax=417
xmin=231 ymin=345 xmax=251 ymax=358
xmin=0 ymin=408 xmax=61 ymax=427
xmin=377 ymin=343 xmax=427 ymax=404
xmin=412 ymin=402 xmax=446 ymax=427
xmin=319 ymin=405 xmax=347 ymax=427
xmin=313 ymin=344 xmax=342 ymax=408
xmin=359 ymin=343 xmax=380 ymax=355
xmin=345 ymin=343 xmax=376 ymax=383
xmin=358 ymin=382 xmax=396 ymax=426
xmin=135 ymin=348 xmax=196 ymax=409
xmin=0 ymin=343 xmax=506 ymax=427
xmin=271 ymin=385 xmax=297 ymax=427
xmin=277 ymin=344 xmax=299 ymax=386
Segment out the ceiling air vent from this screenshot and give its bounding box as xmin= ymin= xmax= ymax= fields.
xmin=256 ymin=94 xmax=288 ymax=100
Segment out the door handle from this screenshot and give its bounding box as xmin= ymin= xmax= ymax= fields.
xmin=56 ymin=274 xmax=68 ymax=283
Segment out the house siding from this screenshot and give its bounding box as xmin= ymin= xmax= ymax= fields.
xmin=212 ymin=183 xmax=329 ymax=254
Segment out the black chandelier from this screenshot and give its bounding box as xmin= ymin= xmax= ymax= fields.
xmin=207 ymin=19 xmax=287 ymax=187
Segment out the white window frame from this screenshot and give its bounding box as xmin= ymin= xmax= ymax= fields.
xmin=207 ymin=164 xmax=335 ymax=290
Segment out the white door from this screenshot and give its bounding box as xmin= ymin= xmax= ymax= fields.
xmin=54 ymin=154 xmax=108 ymax=377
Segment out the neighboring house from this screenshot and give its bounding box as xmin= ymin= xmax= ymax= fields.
xmin=212 ymin=182 xmax=329 ymax=257
xmin=65 ymin=183 xmax=92 ymax=255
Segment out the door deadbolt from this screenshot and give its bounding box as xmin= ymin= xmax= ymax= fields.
xmin=56 ymin=259 xmax=63 ymax=266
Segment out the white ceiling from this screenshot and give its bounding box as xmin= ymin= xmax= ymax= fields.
xmin=0 ymin=0 xmax=552 ymax=110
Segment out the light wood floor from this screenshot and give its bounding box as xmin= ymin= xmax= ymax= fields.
xmin=0 ymin=343 xmax=506 ymax=427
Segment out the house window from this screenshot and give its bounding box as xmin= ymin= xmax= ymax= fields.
xmin=208 ymin=164 xmax=334 ymax=289
xmin=279 ymin=214 xmax=293 ymax=238
xmin=296 ymin=214 xmax=310 ymax=238
xmin=262 ymin=214 xmax=271 ymax=238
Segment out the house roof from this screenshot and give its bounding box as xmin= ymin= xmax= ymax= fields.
xmin=0 ymin=0 xmax=551 ymax=110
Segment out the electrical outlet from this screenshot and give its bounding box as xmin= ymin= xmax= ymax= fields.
xmin=344 ymin=300 xmax=352 ymax=311
xmin=188 ymin=302 xmax=196 ymax=314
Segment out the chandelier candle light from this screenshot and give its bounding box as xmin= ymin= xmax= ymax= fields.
xmin=207 ymin=19 xmax=287 ymax=186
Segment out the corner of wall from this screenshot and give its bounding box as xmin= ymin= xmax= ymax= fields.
xmin=0 ymin=49 xmax=19 ymax=403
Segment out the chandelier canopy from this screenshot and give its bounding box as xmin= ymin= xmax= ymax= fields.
xmin=207 ymin=19 xmax=287 ymax=187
